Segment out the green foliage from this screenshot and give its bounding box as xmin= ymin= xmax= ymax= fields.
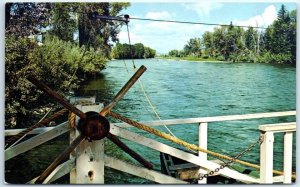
xmin=5 ymin=35 xmax=107 ymax=128
xmin=5 ymin=3 xmax=52 ymax=36
xmin=166 ymin=5 xmax=296 ymax=65
xmin=48 ymin=3 xmax=78 ymax=42
xmin=183 ymin=37 xmax=201 ymax=57
xmin=77 ymin=3 xmax=130 ymax=57
xmin=111 ymin=42 xmax=156 ymax=59
xmin=257 ymin=52 xmax=292 ymax=64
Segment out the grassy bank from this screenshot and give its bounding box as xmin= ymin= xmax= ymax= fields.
xmin=156 ymin=56 xmax=223 ymax=62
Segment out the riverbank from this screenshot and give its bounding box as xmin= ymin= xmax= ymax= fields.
xmin=156 ymin=56 xmax=223 ymax=63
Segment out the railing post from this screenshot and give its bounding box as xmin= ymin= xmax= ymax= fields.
xmin=283 ymin=132 xmax=293 ymax=183
xmin=260 ymin=131 xmax=274 ymax=184
xmin=70 ymin=103 xmax=104 ymax=184
xmin=198 ymin=122 xmax=208 ymax=184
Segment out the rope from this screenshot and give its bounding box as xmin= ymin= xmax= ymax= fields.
xmin=68 ymin=112 xmax=76 ymax=128
xmin=125 ymin=23 xmax=177 ymax=138
xmin=108 ymin=111 xmax=296 ymax=179
xmin=5 ymin=108 xmax=68 ymax=149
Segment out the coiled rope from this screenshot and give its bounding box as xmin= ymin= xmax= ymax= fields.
xmin=108 ymin=111 xmax=296 ymax=179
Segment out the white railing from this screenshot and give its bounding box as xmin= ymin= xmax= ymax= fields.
xmin=5 ymin=110 xmax=296 ymax=184
xmin=259 ymin=122 xmax=296 ymax=184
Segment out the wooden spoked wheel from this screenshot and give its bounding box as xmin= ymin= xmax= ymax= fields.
xmin=27 ymin=65 xmax=153 ymax=184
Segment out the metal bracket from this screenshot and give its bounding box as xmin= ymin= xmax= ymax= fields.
xmin=88 ymin=11 xmax=129 ymax=23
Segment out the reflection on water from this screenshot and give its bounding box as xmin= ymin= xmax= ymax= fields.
xmin=6 ymin=59 xmax=296 ymax=184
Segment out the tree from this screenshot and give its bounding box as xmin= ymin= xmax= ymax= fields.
xmin=78 ymin=3 xmax=130 ymax=58
xmin=111 ymin=43 xmax=155 ymax=59
xmin=48 ymin=3 xmax=78 ymax=42
xmin=134 ymin=43 xmax=145 ymax=58
xmin=184 ymin=37 xmax=201 ymax=56
xmin=202 ymin=31 xmax=215 ymax=57
xmin=5 ymin=3 xmax=52 ymax=36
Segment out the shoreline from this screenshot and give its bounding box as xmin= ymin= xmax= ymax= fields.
xmin=155 ymin=56 xmax=224 ymax=63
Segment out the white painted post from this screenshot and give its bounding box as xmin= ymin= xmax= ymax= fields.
xmin=283 ymin=132 xmax=293 ymax=183
xmin=260 ymin=131 xmax=274 ymax=183
xmin=70 ymin=104 xmax=104 ymax=184
xmin=198 ymin=122 xmax=208 ymax=184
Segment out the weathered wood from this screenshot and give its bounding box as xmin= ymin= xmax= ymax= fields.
xmin=5 ymin=122 xmax=70 ymax=161
xmin=75 ymin=138 xmax=104 ymax=183
xmin=28 ymin=158 xmax=75 ymax=184
xmin=27 ymin=76 xmax=86 ymax=119
xmin=260 ymin=131 xmax=274 ymax=183
xmin=259 ymin=122 xmax=296 ymax=132
xmin=5 ymin=127 xmax=57 ymax=136
xmin=35 ymin=135 xmax=85 ymax=184
xmin=113 ymin=111 xmax=296 ymax=127
xmin=283 ymin=132 xmax=293 ymax=183
xmin=100 ymin=65 xmax=146 ymax=116
xmin=104 ymin=155 xmax=187 ymax=184
xmin=72 ymin=104 xmax=104 ymax=184
xmin=110 ymin=124 xmax=259 ymax=183
xmin=198 ymin=122 xmax=208 ymax=184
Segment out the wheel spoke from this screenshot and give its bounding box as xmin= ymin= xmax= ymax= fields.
xmin=99 ymin=65 xmax=147 ymax=116
xmin=107 ymin=133 xmax=153 ymax=169
xmin=27 ymin=76 xmax=86 ymax=119
xmin=35 ymin=135 xmax=85 ymax=184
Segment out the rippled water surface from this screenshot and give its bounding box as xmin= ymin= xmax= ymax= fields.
xmin=6 ymin=59 xmax=296 ymax=184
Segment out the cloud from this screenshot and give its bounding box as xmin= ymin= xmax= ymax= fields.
xmin=118 ymin=19 xmax=209 ymax=53
xmin=145 ymin=11 xmax=172 ymax=19
xmin=184 ymin=2 xmax=223 ymax=18
xmin=234 ymin=5 xmax=277 ymax=27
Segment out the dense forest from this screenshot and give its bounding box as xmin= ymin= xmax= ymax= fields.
xmin=5 ymin=2 xmax=130 ymax=128
xmin=167 ymin=5 xmax=296 ymax=64
xmin=111 ymin=42 xmax=156 ymax=59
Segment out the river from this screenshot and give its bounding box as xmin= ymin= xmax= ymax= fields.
xmin=5 ymin=59 xmax=296 ymax=184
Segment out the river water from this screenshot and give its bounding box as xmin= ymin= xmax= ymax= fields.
xmin=5 ymin=59 xmax=296 ymax=184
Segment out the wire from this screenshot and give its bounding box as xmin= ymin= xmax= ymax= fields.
xmin=129 ymin=17 xmax=267 ymax=29
xmin=71 ymin=11 xmax=266 ymax=30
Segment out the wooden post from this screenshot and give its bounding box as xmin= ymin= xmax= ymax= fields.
xmin=70 ymin=103 xmax=104 ymax=184
xmin=283 ymin=132 xmax=293 ymax=183
xmin=260 ymin=131 xmax=274 ymax=183
xmin=198 ymin=122 xmax=208 ymax=184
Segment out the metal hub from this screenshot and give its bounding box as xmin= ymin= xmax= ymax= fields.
xmin=78 ymin=111 xmax=110 ymax=141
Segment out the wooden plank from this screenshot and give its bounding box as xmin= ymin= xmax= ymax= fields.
xmin=5 ymin=122 xmax=70 ymax=161
xmin=5 ymin=127 xmax=58 ymax=136
xmin=198 ymin=122 xmax=208 ymax=184
xmin=260 ymin=132 xmax=274 ymax=183
xmin=104 ymin=155 xmax=187 ymax=184
xmin=110 ymin=124 xmax=259 ymax=183
xmin=73 ymin=104 xmax=104 ymax=184
xmin=28 ymin=158 xmax=75 ymax=184
xmin=273 ymin=175 xmax=284 ymax=183
xmin=113 ymin=111 xmax=295 ymax=127
xmin=283 ymin=132 xmax=293 ymax=183
xmin=5 ymin=111 xmax=296 ymax=136
xmin=259 ymin=122 xmax=296 ymax=132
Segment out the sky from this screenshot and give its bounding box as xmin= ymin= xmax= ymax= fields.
xmin=117 ymin=2 xmax=297 ymax=54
